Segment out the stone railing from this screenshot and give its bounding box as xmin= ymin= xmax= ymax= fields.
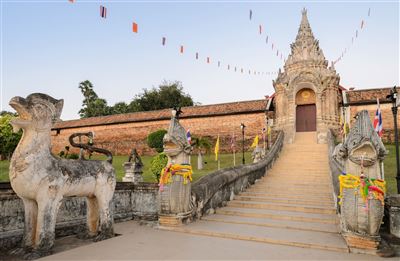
xmin=327 ymin=129 xmax=343 ymax=211
xmin=191 ymin=131 xmax=284 ymax=219
xmin=0 ymin=182 xmax=158 ymax=251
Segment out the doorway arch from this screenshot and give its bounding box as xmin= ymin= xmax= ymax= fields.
xmin=296 ymin=88 xmax=316 ymax=132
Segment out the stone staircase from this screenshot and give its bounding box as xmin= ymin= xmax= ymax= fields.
xmin=161 ymin=132 xmax=349 ymax=253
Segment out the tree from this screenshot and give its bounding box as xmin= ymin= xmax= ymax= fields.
xmin=78 ymin=80 xmax=110 ymax=118
xmin=147 ymin=129 xmax=168 ymax=153
xmin=0 ymin=114 xmax=22 ymax=160
xmin=111 ymin=102 xmax=129 ymax=115
xmin=129 ymin=81 xmax=194 ymax=111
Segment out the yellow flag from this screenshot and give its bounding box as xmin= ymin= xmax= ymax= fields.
xmin=214 ymin=135 xmax=220 ymax=161
xmin=250 ymin=135 xmax=259 ymax=148
xmin=267 ymin=126 xmax=271 ymax=135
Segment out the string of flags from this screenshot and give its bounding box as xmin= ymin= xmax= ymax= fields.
xmin=333 ymin=8 xmax=371 ymax=65
xmin=67 ymin=1 xmax=280 ymax=76
xmin=249 ymin=9 xmax=286 ymax=62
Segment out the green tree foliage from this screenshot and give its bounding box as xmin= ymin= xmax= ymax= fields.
xmin=147 ymin=129 xmax=167 ymax=153
xmin=129 ymin=81 xmax=194 ymax=111
xmin=0 ymin=114 xmax=22 ymax=160
xmin=192 ymin=136 xmax=212 ymax=154
xmin=111 ymin=102 xmax=130 ymax=115
xmin=78 ymin=80 xmax=110 ymax=118
xmin=150 ymin=153 xmax=168 ymax=182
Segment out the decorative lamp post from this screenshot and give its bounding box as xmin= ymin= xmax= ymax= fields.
xmin=387 ymin=86 xmax=400 ymax=193
xmin=240 ymin=123 xmax=246 ymax=164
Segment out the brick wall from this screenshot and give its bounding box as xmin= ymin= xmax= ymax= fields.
xmin=51 ymin=100 xmax=268 ymax=156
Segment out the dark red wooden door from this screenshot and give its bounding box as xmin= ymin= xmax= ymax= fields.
xmin=296 ymin=104 xmax=316 ymax=132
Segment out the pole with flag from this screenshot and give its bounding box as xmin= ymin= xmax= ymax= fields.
xmin=250 ymin=135 xmax=259 ymax=149
xmin=186 ymin=129 xmax=192 ymax=164
xmin=262 ymin=128 xmax=266 ymax=152
xmin=230 ymin=133 xmax=236 ymax=166
xmin=373 ymin=98 xmax=384 ymax=179
xmin=215 ymin=135 xmax=220 ymax=170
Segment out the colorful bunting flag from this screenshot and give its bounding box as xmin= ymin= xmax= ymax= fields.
xmin=100 ymin=5 xmax=107 ymax=18
xmin=259 ymin=25 xmax=262 ymax=34
xmin=132 ymin=22 xmax=138 ymax=33
xmin=228 ymin=64 xmax=230 ymax=70
xmin=218 ymin=61 xmax=221 ymax=67
xmin=68 ymin=0 xmax=75 ymax=3
xmin=162 ymin=37 xmax=166 ymax=46
xmin=361 ymin=20 xmax=364 ymax=29
xmin=249 ymin=9 xmax=253 ymax=20
xmin=356 ymin=30 xmax=358 ymax=38
xmin=266 ymin=36 xmax=269 ymax=44
xmin=207 ymin=57 xmax=210 ymax=63
xmin=272 ymin=43 xmax=274 ymax=50
xmin=180 ymin=45 xmax=184 ymax=53
xmin=368 ymin=8 xmax=371 ymax=17
xmin=196 ymin=52 xmax=199 ymax=59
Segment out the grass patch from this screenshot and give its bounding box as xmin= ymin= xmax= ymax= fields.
xmin=0 ymin=152 xmax=253 ymax=183
xmin=384 ymin=144 xmax=398 ymax=195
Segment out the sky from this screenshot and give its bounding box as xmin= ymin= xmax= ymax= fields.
xmin=1 ymin=0 xmax=399 ymax=120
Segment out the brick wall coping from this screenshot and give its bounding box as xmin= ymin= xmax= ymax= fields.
xmin=346 ymin=87 xmax=399 ymax=104
xmin=53 ymin=99 xmax=267 ymax=130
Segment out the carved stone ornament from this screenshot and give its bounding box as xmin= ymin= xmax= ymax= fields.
xmin=8 ymin=93 xmax=116 ymax=259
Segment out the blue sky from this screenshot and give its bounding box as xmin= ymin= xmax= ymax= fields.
xmin=1 ymin=0 xmax=399 ymax=120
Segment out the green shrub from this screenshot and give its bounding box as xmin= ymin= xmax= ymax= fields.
xmin=67 ymin=153 xmax=79 ymax=159
xmin=147 ymin=129 xmax=167 ymax=153
xmin=150 ymin=153 xmax=168 ymax=182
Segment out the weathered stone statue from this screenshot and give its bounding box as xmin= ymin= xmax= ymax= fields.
xmin=252 ymin=146 xmax=264 ymax=163
xmin=122 ymin=148 xmax=144 ymax=183
xmin=159 ymin=109 xmax=193 ymax=226
xmin=8 ymin=93 xmax=116 ymax=259
xmin=334 ymin=110 xmax=387 ymax=253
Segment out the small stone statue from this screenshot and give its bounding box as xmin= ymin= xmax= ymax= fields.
xmin=8 ymin=93 xmax=116 ymax=259
xmin=122 ymin=148 xmax=144 ymax=183
xmin=252 ymin=146 xmax=264 ymax=163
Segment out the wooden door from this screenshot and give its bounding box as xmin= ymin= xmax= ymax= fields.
xmin=296 ymin=104 xmax=316 ymax=132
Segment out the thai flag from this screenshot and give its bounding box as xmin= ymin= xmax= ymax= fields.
xmin=100 ymin=5 xmax=107 ymax=19
xmin=373 ymin=99 xmax=383 ymax=137
xmin=186 ymin=129 xmax=191 ymax=144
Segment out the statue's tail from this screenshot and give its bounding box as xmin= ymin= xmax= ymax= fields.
xmin=68 ymin=132 xmax=113 ymax=163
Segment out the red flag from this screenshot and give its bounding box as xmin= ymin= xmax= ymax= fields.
xmin=132 ymin=22 xmax=138 ymax=33
xmin=180 ymin=45 xmax=184 ymax=53
xmin=100 ymin=5 xmax=107 ymax=18
xmin=68 ymin=0 xmax=75 ymax=3
xmin=162 ymin=37 xmax=166 ymax=46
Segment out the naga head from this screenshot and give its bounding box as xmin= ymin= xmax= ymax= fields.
xmin=9 ymin=93 xmax=63 ymax=132
xmin=163 ymin=109 xmax=192 ymax=161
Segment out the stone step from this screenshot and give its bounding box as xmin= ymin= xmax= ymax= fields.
xmin=202 ymin=214 xmax=340 ymax=234
xmin=251 ymin=184 xmax=332 ymax=192
xmin=246 ymin=188 xmax=332 ymax=197
xmin=255 ymin=181 xmax=332 ymax=187
xmin=234 ymin=195 xmax=335 ymax=207
xmin=228 ymin=200 xmax=336 ymax=215
xmin=240 ymin=191 xmax=334 ymax=201
xmin=160 ymin=221 xmax=348 ymax=253
xmin=216 ymin=207 xmax=339 ymax=224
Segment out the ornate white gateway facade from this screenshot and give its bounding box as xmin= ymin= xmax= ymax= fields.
xmin=272 ymin=9 xmax=341 ymax=143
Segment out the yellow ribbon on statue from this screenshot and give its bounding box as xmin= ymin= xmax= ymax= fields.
xmin=338 ymin=174 xmax=386 ymax=205
xmin=159 ymin=164 xmax=193 ymax=187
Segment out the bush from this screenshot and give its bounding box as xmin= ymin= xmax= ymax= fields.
xmin=0 ymin=114 xmax=22 ymax=160
xmin=150 ymin=153 xmax=168 ymax=182
xmin=147 ymin=129 xmax=167 ymax=153
xmin=67 ymin=153 xmax=79 ymax=159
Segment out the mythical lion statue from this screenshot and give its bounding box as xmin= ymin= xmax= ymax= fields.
xmin=9 ymin=93 xmax=116 ymax=259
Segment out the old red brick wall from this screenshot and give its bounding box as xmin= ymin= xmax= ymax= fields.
xmin=51 ymin=112 xmax=267 ymax=156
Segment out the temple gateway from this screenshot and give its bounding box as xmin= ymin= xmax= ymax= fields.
xmin=271 ymin=9 xmax=341 ymax=144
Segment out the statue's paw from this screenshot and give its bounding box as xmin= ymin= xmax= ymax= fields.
xmin=23 ymin=249 xmax=51 ymax=260
xmin=76 ymin=231 xmax=96 ymax=240
xmin=93 ymin=232 xmax=114 ymax=242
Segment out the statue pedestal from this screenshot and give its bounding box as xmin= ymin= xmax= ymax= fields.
xmin=342 ymin=232 xmax=380 ymax=254
xmin=122 ymin=162 xmax=143 ymax=183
